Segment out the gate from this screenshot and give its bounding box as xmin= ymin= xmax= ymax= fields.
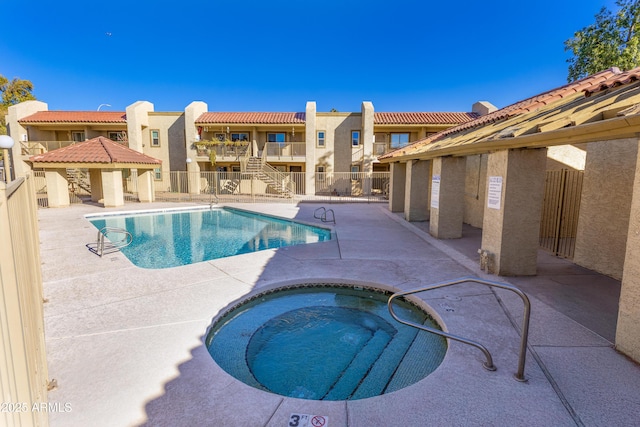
xmin=539 ymin=169 xmax=583 ymax=258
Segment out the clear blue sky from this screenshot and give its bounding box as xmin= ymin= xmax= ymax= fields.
xmin=1 ymin=0 xmax=618 ymax=113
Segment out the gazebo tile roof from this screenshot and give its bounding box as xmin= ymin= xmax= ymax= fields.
xmin=29 ymin=136 xmax=161 ymax=165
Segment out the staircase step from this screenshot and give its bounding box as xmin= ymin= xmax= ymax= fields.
xmin=323 ymin=329 xmax=392 ymax=400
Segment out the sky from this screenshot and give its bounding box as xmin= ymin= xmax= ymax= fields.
xmin=1 ymin=0 xmax=619 ymax=114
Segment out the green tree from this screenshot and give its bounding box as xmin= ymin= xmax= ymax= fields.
xmin=0 ymin=74 xmax=36 ymax=135
xmin=565 ymin=0 xmax=640 ymax=81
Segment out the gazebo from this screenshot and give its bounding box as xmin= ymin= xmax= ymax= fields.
xmin=29 ymin=136 xmax=162 ymax=207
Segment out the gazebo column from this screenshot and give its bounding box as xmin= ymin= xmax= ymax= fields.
xmin=137 ymin=169 xmax=155 ymax=202
xmin=389 ymin=162 xmax=406 ymax=212
xmin=89 ymin=169 xmax=103 ymax=203
xmin=480 ymin=148 xmax=547 ymax=275
xmin=404 ymin=159 xmax=431 ymax=221
xmin=430 ymin=156 xmax=465 ymax=239
xmin=101 ymin=169 xmax=124 ymax=207
xmin=45 ymin=169 xmax=70 ymax=208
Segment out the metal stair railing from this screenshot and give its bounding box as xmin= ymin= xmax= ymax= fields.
xmin=86 ymin=227 xmax=133 ymax=257
xmin=314 ymin=206 xmax=336 ymax=224
xmin=387 ymin=276 xmax=531 ymax=382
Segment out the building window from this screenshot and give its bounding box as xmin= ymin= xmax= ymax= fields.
xmin=316 ymin=165 xmax=325 ymax=181
xmin=352 ymin=130 xmax=360 ymax=146
xmin=351 ymin=165 xmax=360 ymax=180
xmin=71 ymin=131 xmax=85 ymax=142
xmin=108 ymin=131 xmax=127 ymax=142
xmin=214 ymin=133 xmax=226 ymax=142
xmin=153 ymin=167 xmax=162 ymax=180
xmin=317 ymin=131 xmax=326 ymax=147
xmin=267 ymin=132 xmax=286 ymax=144
xmin=390 ymin=133 xmax=410 ymax=148
xmin=231 ymin=133 xmax=249 ymax=142
xmin=151 ymin=130 xmax=160 ymax=147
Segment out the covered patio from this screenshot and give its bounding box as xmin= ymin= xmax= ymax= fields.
xmin=29 ymin=136 xmax=161 ymax=207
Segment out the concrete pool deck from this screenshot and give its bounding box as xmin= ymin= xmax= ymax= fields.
xmin=39 ymin=202 xmax=640 ymax=426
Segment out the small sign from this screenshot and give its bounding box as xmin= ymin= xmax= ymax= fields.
xmin=431 ymin=174 xmax=441 ymax=209
xmin=487 ymin=176 xmax=503 ymax=210
xmin=289 ymin=413 xmax=328 ymax=427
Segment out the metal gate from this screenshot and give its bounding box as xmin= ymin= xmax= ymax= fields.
xmin=539 ymin=169 xmax=583 ymax=258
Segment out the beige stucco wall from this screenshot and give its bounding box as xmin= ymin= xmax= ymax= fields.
xmin=7 ymin=100 xmax=49 ymax=176
xmin=574 ymin=138 xmax=638 ymax=279
xmin=464 ymin=154 xmax=487 ymax=228
xmin=125 ymin=101 xmax=154 ymax=153
xmin=546 ymin=144 xmax=587 ymax=171
xmin=315 ymin=112 xmax=362 ymax=173
xmin=147 ymin=113 xmax=184 ymax=171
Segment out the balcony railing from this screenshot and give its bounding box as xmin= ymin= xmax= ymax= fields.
xmin=195 ymin=142 xmax=250 ymax=160
xmin=263 ymin=142 xmax=305 ymax=160
xmin=19 ymin=140 xmax=129 ymax=157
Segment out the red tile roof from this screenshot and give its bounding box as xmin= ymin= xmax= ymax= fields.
xmin=380 ymin=67 xmax=624 ymax=160
xmin=19 ymin=111 xmax=127 ymax=123
xmin=196 ymin=112 xmax=306 ymax=124
xmin=583 ymin=67 xmax=640 ymax=96
xmin=29 ymin=136 xmax=161 ymax=165
xmin=374 ymin=112 xmax=479 ymax=125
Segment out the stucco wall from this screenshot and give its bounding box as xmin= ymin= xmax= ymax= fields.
xmin=574 ymin=138 xmax=638 ymax=279
xmin=148 ymin=113 xmax=185 ymax=171
xmin=464 ymin=154 xmax=487 ymax=228
xmin=315 ymin=113 xmax=362 ymax=173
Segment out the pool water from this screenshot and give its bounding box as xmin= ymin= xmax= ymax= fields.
xmin=205 ymin=284 xmax=447 ymax=400
xmin=87 ymin=207 xmax=331 ymax=269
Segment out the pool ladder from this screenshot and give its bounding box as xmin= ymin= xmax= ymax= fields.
xmin=87 ymin=227 xmax=133 ymax=257
xmin=314 ymin=206 xmax=336 ymax=224
xmin=387 ymin=276 xmax=531 ymax=382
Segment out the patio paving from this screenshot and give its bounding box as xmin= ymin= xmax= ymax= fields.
xmin=38 ymin=202 xmax=640 ymax=426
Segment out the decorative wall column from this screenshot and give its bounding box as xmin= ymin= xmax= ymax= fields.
xmin=125 ymin=101 xmax=154 ymax=153
xmin=617 ymin=137 xmax=640 ymax=363
xmin=480 ymin=148 xmax=547 ymax=275
xmin=361 ymin=101 xmax=374 ymax=174
xmin=305 ymin=101 xmax=317 ymax=195
xmin=389 ymin=162 xmax=406 ymax=212
xmin=44 ymin=169 xmax=70 ymax=208
xmin=184 ymin=101 xmax=208 ymax=195
xmin=430 ymin=156 xmax=466 ymax=239
xmin=101 ymin=169 xmax=124 ymax=207
xmin=404 ymin=159 xmax=431 ymax=222
xmin=137 ymin=169 xmax=155 ymax=202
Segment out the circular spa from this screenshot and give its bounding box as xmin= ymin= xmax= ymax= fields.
xmin=205 ymin=284 xmax=447 ymax=401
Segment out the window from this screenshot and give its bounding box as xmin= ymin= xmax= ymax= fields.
xmin=231 ymin=133 xmax=249 ymax=142
xmin=351 ymin=165 xmax=360 ymax=180
xmin=317 ymin=131 xmax=326 ymax=147
xmin=214 ymin=133 xmax=226 ymax=142
xmin=267 ymin=132 xmax=286 ymax=144
xmin=390 ymin=133 xmax=410 ymax=148
xmin=316 ymin=165 xmax=325 ymax=181
xmin=352 ymin=130 xmax=360 ymax=146
xmin=108 ymin=131 xmax=127 ymax=142
xmin=71 ymin=131 xmax=85 ymax=142
xmin=153 ymin=167 xmax=162 ymax=180
xmin=231 ymin=165 xmax=241 ymax=172
xmin=151 ymin=130 xmax=160 ymax=147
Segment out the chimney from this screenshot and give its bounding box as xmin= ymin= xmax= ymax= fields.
xmin=472 ymin=101 xmax=498 ymax=116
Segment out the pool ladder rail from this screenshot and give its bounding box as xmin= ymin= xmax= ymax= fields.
xmin=86 ymin=227 xmax=133 ymax=257
xmin=314 ymin=206 xmax=336 ymax=224
xmin=387 ymin=276 xmax=531 ymax=382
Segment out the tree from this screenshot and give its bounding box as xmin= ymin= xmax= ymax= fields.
xmin=565 ymin=0 xmax=640 ymax=81
xmin=0 ymin=74 xmax=36 ymax=135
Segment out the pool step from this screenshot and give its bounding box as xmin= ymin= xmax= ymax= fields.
xmin=350 ymin=324 xmax=420 ymax=400
xmin=323 ymin=329 xmax=392 ymax=400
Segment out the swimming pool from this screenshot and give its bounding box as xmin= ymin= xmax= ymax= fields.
xmin=205 ymin=283 xmax=447 ymax=400
xmin=86 ymin=207 xmax=332 ymax=269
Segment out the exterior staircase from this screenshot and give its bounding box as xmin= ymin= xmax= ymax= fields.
xmin=244 ymin=157 xmax=295 ymax=198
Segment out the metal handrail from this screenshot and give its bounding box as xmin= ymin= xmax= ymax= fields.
xmin=313 ymin=206 xmax=336 ymax=224
xmin=387 ymin=276 xmax=531 ymax=382
xmin=87 ymin=227 xmax=133 ymax=257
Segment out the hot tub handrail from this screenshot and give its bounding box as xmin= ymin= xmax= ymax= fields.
xmin=313 ymin=206 xmax=336 ymax=224
xmin=387 ymin=276 xmax=531 ymax=382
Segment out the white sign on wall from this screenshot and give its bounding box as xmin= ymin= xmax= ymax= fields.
xmin=431 ymin=175 xmax=441 ymax=209
xmin=487 ymin=176 xmax=503 ymax=210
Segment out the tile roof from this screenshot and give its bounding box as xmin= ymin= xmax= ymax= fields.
xmin=29 ymin=136 xmax=161 ymax=165
xmin=374 ymin=112 xmax=479 ymax=125
xmin=583 ymin=67 xmax=640 ymax=96
xmin=380 ymin=67 xmax=624 ymax=160
xmin=196 ymin=112 xmax=306 ymax=124
xmin=19 ymin=111 xmax=127 ymax=123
